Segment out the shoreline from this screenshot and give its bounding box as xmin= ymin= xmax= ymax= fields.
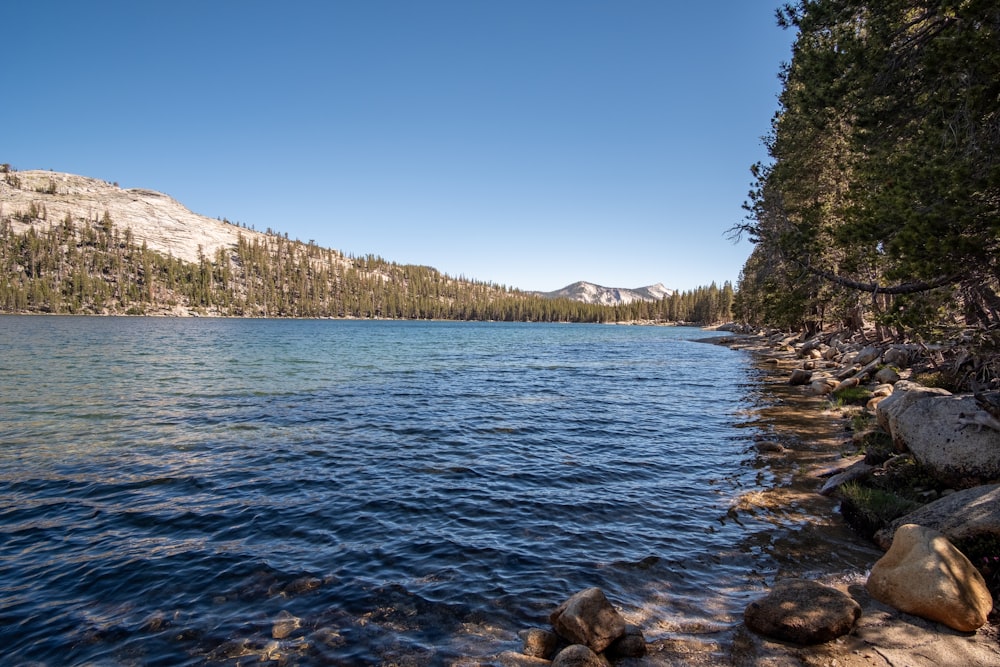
xmin=655 ymin=332 xmax=1000 ymax=667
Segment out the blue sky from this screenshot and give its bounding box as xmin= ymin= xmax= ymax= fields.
xmin=3 ymin=1 xmax=794 ymax=293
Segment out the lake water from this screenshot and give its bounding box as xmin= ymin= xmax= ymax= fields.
xmin=0 ymin=317 xmax=837 ymax=665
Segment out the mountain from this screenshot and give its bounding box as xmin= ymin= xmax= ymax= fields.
xmin=2 ymin=167 xmax=716 ymax=321
xmin=534 ymin=281 xmax=674 ymax=306
xmin=0 ymin=167 xmax=621 ymax=321
xmin=1 ymin=169 xmax=281 ymax=266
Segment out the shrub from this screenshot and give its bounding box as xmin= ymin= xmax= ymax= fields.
xmin=839 ymin=481 xmax=919 ymax=540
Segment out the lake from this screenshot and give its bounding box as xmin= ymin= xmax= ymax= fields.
xmin=0 ymin=317 xmax=831 ymax=664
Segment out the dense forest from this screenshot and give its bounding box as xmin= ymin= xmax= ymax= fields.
xmin=0 ymin=182 xmax=734 ymax=324
xmin=733 ymin=1 xmax=999 ymax=349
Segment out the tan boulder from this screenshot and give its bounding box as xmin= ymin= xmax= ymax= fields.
xmin=808 ymin=376 xmax=840 ymax=395
xmin=866 ymin=524 xmax=993 ymax=632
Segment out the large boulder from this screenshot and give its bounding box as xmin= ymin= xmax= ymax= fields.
xmin=888 ymin=394 xmax=1000 ymax=486
xmin=549 ymin=588 xmax=626 ymax=654
xmin=744 ymin=579 xmax=862 ymax=645
xmin=875 ymin=381 xmax=952 ymax=448
xmin=874 ymin=484 xmax=1000 ymax=551
xmin=866 ymin=524 xmax=993 ymax=632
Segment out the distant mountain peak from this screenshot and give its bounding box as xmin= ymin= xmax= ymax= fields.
xmin=534 ymin=281 xmax=674 ymax=306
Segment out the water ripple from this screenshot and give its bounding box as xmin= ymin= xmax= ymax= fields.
xmin=0 ymin=318 xmax=770 ymax=664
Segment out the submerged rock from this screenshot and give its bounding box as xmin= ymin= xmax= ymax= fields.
xmin=271 ymin=610 xmax=301 ymax=639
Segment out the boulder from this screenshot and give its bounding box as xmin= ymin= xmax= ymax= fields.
xmin=874 ymin=367 xmax=901 ymax=384
xmin=551 ymin=644 xmax=607 ymax=667
xmin=549 ymin=588 xmax=626 ymax=654
xmin=872 ymin=384 xmax=895 ymax=398
xmin=755 ymin=440 xmax=786 ymax=454
xmin=789 ymin=368 xmax=813 ymax=385
xmin=875 ymin=381 xmax=952 ymax=448
xmin=744 ymin=579 xmax=862 ymax=645
xmin=855 ymin=346 xmax=882 ymax=366
xmin=888 ymin=394 xmax=1000 ymax=486
xmin=882 ymin=346 xmax=912 ymax=367
xmin=520 ymin=627 xmax=559 ymax=659
xmin=866 ymin=524 xmax=992 ymax=632
xmin=495 ymin=651 xmax=552 ymax=666
xmin=808 ymin=376 xmax=840 ymax=395
xmin=867 ymin=395 xmax=889 ymax=411
xmin=606 ymin=623 xmax=646 ymax=659
xmin=874 ymin=484 xmax=1000 ymax=551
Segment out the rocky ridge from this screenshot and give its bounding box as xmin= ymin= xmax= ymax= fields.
xmin=1 ymin=169 xmax=318 ymax=267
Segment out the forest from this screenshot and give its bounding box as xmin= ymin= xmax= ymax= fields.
xmin=733 ymin=1 xmax=999 ymax=348
xmin=0 ymin=203 xmax=734 ymax=325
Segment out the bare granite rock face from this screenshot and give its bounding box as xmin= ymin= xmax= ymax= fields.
xmin=2 ymin=170 xmax=351 ymax=272
xmin=867 ymin=524 xmax=993 ymax=632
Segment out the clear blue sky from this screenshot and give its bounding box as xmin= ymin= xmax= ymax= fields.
xmin=3 ymin=1 xmax=793 ymax=293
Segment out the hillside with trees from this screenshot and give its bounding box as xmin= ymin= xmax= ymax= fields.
xmin=732 ymin=1 xmax=999 ymax=381
xmin=0 ymin=165 xmax=733 ymax=324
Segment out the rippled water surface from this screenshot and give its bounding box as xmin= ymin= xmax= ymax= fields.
xmin=1 ymin=317 xmax=781 ymax=665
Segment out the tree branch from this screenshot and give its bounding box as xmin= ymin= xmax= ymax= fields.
xmin=798 ymin=261 xmax=958 ymax=295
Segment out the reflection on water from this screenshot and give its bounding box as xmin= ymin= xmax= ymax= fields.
xmin=0 ymin=318 xmax=874 ymax=664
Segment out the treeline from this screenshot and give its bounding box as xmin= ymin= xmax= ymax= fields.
xmin=733 ymin=1 xmax=999 ymax=342
xmin=0 ymin=210 xmax=732 ymax=324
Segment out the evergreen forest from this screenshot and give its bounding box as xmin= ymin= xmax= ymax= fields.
xmin=733 ymin=1 xmax=999 ymax=349
xmin=0 ymin=190 xmax=734 ymax=324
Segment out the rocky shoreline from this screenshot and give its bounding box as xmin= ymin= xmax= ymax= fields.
xmin=482 ymin=330 xmax=1000 ymax=666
